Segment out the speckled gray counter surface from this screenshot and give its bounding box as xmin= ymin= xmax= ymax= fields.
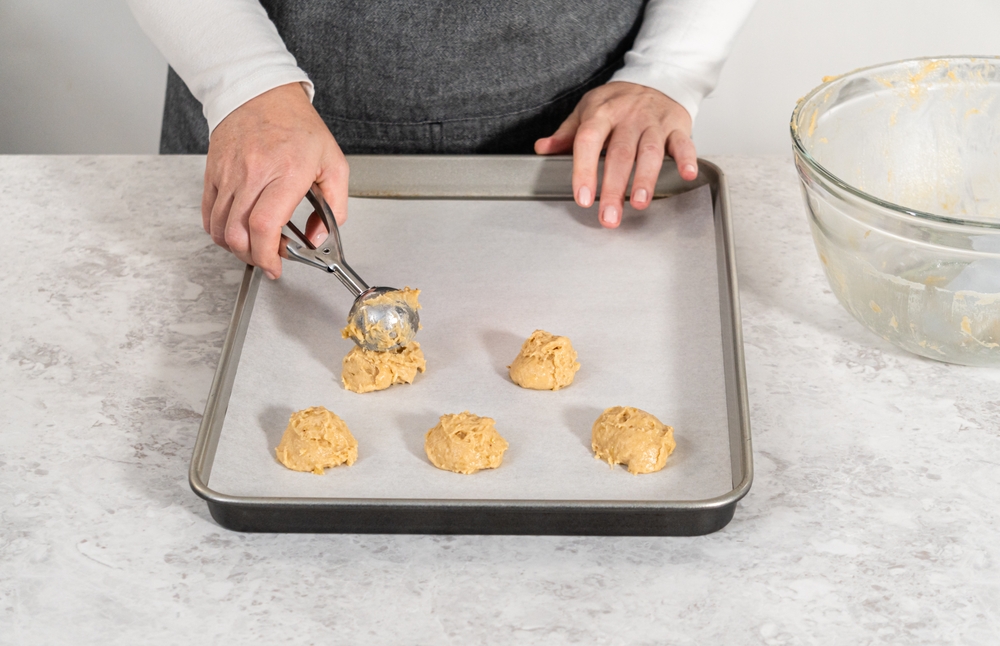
xmin=2 ymin=155 xmax=998 ymax=645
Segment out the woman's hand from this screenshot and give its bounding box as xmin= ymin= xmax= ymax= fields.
xmin=203 ymin=82 xmax=349 ymax=279
xmin=535 ymin=81 xmax=698 ymax=228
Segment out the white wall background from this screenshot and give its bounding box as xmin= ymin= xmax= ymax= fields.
xmin=1 ymin=0 xmax=998 ymax=155
xmin=0 ymin=0 xmax=166 ymax=154
xmin=692 ymin=0 xmax=1000 ymax=155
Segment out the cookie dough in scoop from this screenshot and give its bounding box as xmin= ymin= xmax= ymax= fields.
xmin=591 ymin=406 xmax=675 ymax=475
xmin=275 ymin=406 xmax=358 ymax=475
xmin=341 ymin=287 xmax=421 ymax=351
xmin=341 ymin=342 xmax=426 ymax=394
xmin=425 ymin=412 xmax=509 ymax=475
xmin=508 ymin=329 xmax=580 ymax=390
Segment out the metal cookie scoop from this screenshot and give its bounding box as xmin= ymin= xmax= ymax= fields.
xmin=280 ymin=186 xmax=420 ymax=352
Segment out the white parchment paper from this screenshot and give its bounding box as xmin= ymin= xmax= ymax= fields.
xmin=208 ymin=185 xmax=733 ymax=501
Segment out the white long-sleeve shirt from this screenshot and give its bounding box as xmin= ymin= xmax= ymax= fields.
xmin=127 ymin=0 xmax=756 ymax=134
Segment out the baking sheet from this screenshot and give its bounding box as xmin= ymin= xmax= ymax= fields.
xmin=207 ymin=184 xmax=731 ymax=501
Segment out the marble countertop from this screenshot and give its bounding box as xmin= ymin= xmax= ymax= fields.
xmin=2 ymin=155 xmax=998 ymax=644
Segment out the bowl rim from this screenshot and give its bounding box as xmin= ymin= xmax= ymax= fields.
xmin=790 ymin=55 xmax=1000 ymax=231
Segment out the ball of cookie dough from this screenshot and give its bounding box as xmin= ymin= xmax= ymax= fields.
xmin=591 ymin=406 xmax=675 ymax=475
xmin=508 ymin=329 xmax=580 ymax=391
xmin=275 ymin=406 xmax=358 ymax=475
xmin=342 ymin=342 xmax=426 ymax=394
xmin=424 ymin=412 xmax=509 ymax=475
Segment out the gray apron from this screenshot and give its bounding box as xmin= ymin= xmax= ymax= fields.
xmin=160 ymin=0 xmax=647 ymax=154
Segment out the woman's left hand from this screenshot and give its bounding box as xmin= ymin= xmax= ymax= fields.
xmin=535 ymin=81 xmax=698 ymax=228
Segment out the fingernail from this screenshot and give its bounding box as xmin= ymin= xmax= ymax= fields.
xmin=264 ymin=270 xmax=277 ymax=280
xmin=633 ymin=188 xmax=648 ymax=204
xmin=601 ymin=205 xmax=620 ymax=226
xmin=578 ymin=186 xmax=592 ymax=207
xmin=684 ymin=164 xmax=697 ymax=177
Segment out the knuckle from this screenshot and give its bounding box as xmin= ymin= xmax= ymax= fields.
xmin=241 ymin=149 xmax=266 ymax=173
xmin=212 ymin=174 xmax=236 ymax=196
xmin=591 ymin=102 xmax=615 ymax=119
xmin=328 ymin=163 xmax=349 ymax=188
xmin=249 ymin=247 xmax=268 ymax=267
xmin=210 ymin=230 xmax=227 ymax=247
xmin=224 ymin=227 xmax=248 ymax=253
xmin=209 ymin=214 xmax=228 ymax=244
xmin=575 ymin=126 xmax=606 ymax=147
xmin=639 ymin=141 xmax=665 ymax=157
xmin=247 ymin=216 xmax=273 ymax=238
xmin=606 ymin=140 xmax=635 ymax=157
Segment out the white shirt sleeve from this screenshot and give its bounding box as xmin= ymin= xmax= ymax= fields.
xmin=610 ymin=0 xmax=758 ymax=122
xmin=126 ymin=0 xmax=314 ymax=134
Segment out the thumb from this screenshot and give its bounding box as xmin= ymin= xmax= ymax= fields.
xmin=534 ymin=110 xmax=581 ymax=155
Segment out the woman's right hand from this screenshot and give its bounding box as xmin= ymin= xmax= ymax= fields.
xmin=203 ymin=82 xmax=349 ymax=280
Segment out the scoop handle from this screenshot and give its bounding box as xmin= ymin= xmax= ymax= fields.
xmin=279 ymin=185 xmax=369 ymax=297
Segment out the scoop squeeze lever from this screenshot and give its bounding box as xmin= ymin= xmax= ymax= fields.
xmin=280 ymin=186 xmax=420 ymax=352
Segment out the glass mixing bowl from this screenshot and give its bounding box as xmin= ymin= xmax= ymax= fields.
xmin=791 ymin=56 xmax=1000 ymax=366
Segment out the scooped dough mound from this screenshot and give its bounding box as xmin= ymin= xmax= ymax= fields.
xmin=341 ymin=342 xmax=426 ymax=394
xmin=275 ymin=406 xmax=358 ymax=475
xmin=591 ymin=406 xmax=675 ymax=475
xmin=341 ymin=287 xmax=421 ymax=351
xmin=424 ymin=412 xmax=509 ymax=475
xmin=508 ymin=329 xmax=580 ymax=390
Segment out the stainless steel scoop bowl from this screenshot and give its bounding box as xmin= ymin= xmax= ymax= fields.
xmin=343 ymin=285 xmax=419 ymax=351
xmin=280 ymin=186 xmax=420 ymax=352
